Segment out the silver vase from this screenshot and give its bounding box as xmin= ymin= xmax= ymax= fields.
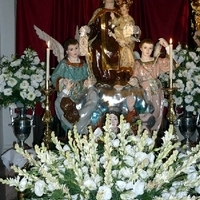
xmin=176 ymin=111 xmax=197 ymax=149
xmin=9 ymin=107 xmax=34 ymax=149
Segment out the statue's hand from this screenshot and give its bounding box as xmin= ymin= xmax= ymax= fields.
xmin=128 ymin=77 xmax=139 ymax=87
xmin=63 ymin=79 xmax=73 ymax=91
xmin=84 ymin=78 xmax=93 ymax=88
xmin=158 ymin=38 xmax=168 ymax=48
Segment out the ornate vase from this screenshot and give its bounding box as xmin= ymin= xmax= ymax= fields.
xmin=177 ymin=111 xmax=198 ymax=148
xmin=9 ymin=107 xmax=34 ymax=149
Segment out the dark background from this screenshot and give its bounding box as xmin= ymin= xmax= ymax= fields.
xmin=16 ymin=0 xmax=192 ymax=68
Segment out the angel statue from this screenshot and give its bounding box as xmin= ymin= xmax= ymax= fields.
xmin=33 ymin=28 xmax=99 ymax=134
xmin=131 ymin=38 xmax=174 ymax=134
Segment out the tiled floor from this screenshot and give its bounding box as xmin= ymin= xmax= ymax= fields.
xmin=0 ymin=159 xmax=17 ymax=200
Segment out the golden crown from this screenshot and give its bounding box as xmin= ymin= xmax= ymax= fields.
xmin=116 ymin=0 xmax=133 ymax=7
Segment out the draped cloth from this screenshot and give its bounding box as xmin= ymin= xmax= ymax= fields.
xmin=16 ymin=0 xmax=190 ymax=68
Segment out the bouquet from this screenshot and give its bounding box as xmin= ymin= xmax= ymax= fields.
xmin=159 ymin=44 xmax=200 ymax=115
xmin=0 ymin=48 xmax=46 ymax=108
xmin=1 ymin=115 xmax=200 ymax=199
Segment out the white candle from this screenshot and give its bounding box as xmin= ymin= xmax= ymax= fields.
xmin=169 ymin=38 xmax=173 ymax=88
xmin=46 ymin=41 xmax=50 ymax=89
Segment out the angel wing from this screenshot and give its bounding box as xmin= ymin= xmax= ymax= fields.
xmin=33 ymin=25 xmax=64 ymax=62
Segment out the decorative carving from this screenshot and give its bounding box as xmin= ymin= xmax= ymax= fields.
xmin=191 ymin=0 xmax=200 ymax=31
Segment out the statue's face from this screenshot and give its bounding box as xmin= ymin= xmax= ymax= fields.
xmin=120 ymin=5 xmax=129 ymax=16
xmin=66 ymin=44 xmax=79 ymax=59
xmin=140 ymin=43 xmax=154 ymax=58
xmin=110 ymin=113 xmax=119 ymax=128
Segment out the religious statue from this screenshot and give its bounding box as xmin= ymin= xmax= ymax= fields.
xmin=110 ymin=0 xmax=141 ymax=75
xmin=50 ymin=38 xmax=99 ymax=134
xmin=191 ymin=0 xmax=200 ymax=46
xmin=82 ymin=0 xmax=131 ymax=85
xmin=33 ymin=1 xmax=155 ymax=135
xmin=191 ymin=0 xmax=200 ymax=31
xmin=131 ymin=38 xmax=173 ymax=133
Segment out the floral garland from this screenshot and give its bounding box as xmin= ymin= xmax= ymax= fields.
xmin=1 ymin=115 xmax=200 ymax=199
xmin=0 ymin=48 xmax=46 ymax=108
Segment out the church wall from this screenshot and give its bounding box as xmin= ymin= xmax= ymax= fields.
xmin=0 ymin=0 xmax=17 ymax=154
xmin=0 ymin=0 xmax=34 ymax=155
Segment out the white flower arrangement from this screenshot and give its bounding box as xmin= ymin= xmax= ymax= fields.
xmin=159 ymin=44 xmax=200 ymax=115
xmin=0 ymin=48 xmax=46 ymax=108
xmin=1 ymin=115 xmax=200 ymax=199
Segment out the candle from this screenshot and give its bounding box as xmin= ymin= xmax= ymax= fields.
xmin=46 ymin=41 xmax=50 ymax=89
xmin=169 ymin=38 xmax=173 ymax=88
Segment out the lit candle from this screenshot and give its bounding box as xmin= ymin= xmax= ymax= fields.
xmin=169 ymin=38 xmax=173 ymax=88
xmin=46 ymin=41 xmax=50 ymax=89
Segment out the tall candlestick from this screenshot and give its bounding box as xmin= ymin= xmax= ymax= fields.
xmin=169 ymin=38 xmax=173 ymax=88
xmin=46 ymin=41 xmax=50 ymax=89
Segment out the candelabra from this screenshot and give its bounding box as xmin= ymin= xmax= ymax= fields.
xmin=166 ymin=88 xmax=177 ymax=123
xmin=42 ymin=87 xmax=53 ymax=150
xmin=165 ymin=87 xmax=178 ymax=140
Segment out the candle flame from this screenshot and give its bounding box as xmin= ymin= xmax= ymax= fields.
xmin=169 ymin=38 xmax=172 ymax=44
xmin=47 ymin=41 xmax=50 ymax=48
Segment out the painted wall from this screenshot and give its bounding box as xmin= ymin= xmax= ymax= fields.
xmin=0 ymin=0 xmax=35 ymax=155
xmin=0 ymin=0 xmax=17 ymax=154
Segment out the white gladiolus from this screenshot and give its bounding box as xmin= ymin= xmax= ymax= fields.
xmin=187 ymin=172 xmax=198 ymax=181
xmin=115 ymin=180 xmax=126 ymax=192
xmin=118 ymin=167 xmax=132 ymax=179
xmin=111 ymin=156 xmax=119 ymax=166
xmin=34 ymin=180 xmax=45 ymax=197
xmin=19 ymin=177 xmax=28 ymax=192
xmin=94 ymin=127 xmax=103 ymax=139
xmin=147 ymin=152 xmax=155 ymax=163
xmin=132 ymin=180 xmax=145 ymax=197
xmin=111 ymin=138 xmax=120 ymax=147
xmin=96 ymin=185 xmax=112 ymax=200
xmin=63 ymin=144 xmax=70 ymax=151
xmin=123 ymin=155 xmax=134 ymax=166
xmin=1 ymin=116 xmax=200 ymax=199
xmin=195 ymin=185 xmax=200 ymax=194
xmin=135 ymin=152 xmax=148 ymax=163
xmin=84 ymin=179 xmax=97 ymax=190
xmin=138 ymin=169 xmax=148 ymax=179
